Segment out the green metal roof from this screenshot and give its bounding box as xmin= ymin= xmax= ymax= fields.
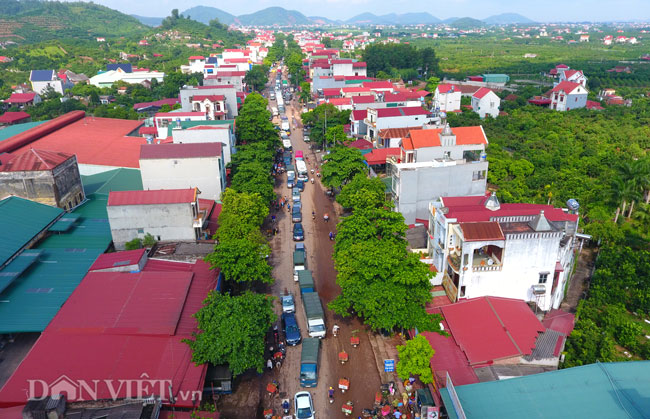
xmin=81 ymin=168 xmax=143 ymax=196
xmin=0 ymin=194 xmax=112 ymax=333
xmin=0 ymin=121 xmax=47 ymax=142
xmin=166 ymin=119 xmax=234 ymax=137
xmin=440 ymin=361 xmax=650 ymax=419
xmin=0 ymin=197 xmax=63 ymax=267
xmin=0 ymin=249 xmax=43 ymax=294
xmin=48 ymin=213 xmax=81 ymax=232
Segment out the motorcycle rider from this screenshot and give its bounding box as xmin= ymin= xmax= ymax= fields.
xmin=328 ymin=386 xmax=335 ymax=403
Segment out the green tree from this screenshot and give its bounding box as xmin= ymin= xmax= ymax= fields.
xmin=216 ymin=188 xmax=268 ymax=240
xmin=425 ymin=76 xmax=441 ymax=92
xmin=235 ymin=93 xmax=277 ymax=145
xmin=206 ymin=229 xmax=273 ymax=284
xmin=321 ymin=146 xmax=368 ymax=189
xmin=299 ymin=81 xmax=311 ymax=103
xmin=325 ymin=125 xmax=347 ymax=146
xmin=244 ymin=65 xmax=269 ymax=92
xmin=336 ymin=174 xmax=386 ymax=210
xmin=396 ymin=334 xmax=436 ymax=384
xmin=230 ymin=162 xmax=276 ymax=204
xmin=184 ymin=291 xmax=276 ymax=376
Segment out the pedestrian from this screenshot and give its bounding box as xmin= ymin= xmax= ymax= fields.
xmin=267 ymin=359 xmax=273 ymax=370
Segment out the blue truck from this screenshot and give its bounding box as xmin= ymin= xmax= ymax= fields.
xmin=300 ymin=337 xmax=320 ymax=387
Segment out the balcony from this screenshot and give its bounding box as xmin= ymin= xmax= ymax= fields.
xmin=193 ymin=216 xmax=204 ymax=228
xmin=471 ymin=252 xmax=502 ymax=271
xmin=447 ymin=253 xmax=461 ymax=273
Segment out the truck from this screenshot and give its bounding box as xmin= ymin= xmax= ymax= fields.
xmin=293 ymin=249 xmax=306 ymax=281
xmin=302 ymin=291 xmax=326 ymax=338
xmin=297 ymin=270 xmax=314 ymax=293
xmin=296 ymin=159 xmax=308 ymax=181
xmin=281 ymin=120 xmax=290 ymax=132
xmin=271 ymin=106 xmax=279 ymax=116
xmin=277 ymin=95 xmax=285 ymax=112
xmin=300 ymin=338 xmax=320 ymax=388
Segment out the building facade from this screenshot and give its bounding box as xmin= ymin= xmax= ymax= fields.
xmin=471 ymin=88 xmax=501 ymax=118
xmin=365 ymin=107 xmax=435 ymax=140
xmin=434 ymin=84 xmax=462 ymax=112
xmin=550 ymin=82 xmax=588 ymax=111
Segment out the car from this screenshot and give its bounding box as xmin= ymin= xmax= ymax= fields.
xmin=303 ymin=135 xmax=310 ymax=142
xmin=282 ymin=312 xmax=301 ymax=346
xmin=295 ymin=243 xmax=305 ymax=251
xmin=293 ymin=223 xmax=304 ymax=241
xmin=281 ymin=294 xmax=295 ymax=313
xmin=294 ymin=391 xmax=314 ymax=419
xmin=293 ymin=201 xmax=302 ymax=211
xmin=292 ymin=187 xmax=301 ymax=202
xmin=296 ymin=180 xmax=305 ymax=191
xmin=292 ymin=206 xmax=302 ymax=223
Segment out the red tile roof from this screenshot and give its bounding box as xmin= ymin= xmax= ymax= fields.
xmin=551 ymin=81 xmax=582 ymax=94
xmin=0 ymin=111 xmax=30 ymax=124
xmin=402 ymin=126 xmax=487 ymax=150
xmin=140 ymin=143 xmax=222 ymax=160
xmin=460 ymin=222 xmax=505 ymax=241
xmin=440 ymin=296 xmax=545 ymax=365
xmin=5 ymin=92 xmax=37 ymax=104
xmin=191 ymin=94 xmax=225 ymax=102
xmin=329 ymin=97 xmax=352 ymax=106
xmin=352 ymin=62 xmax=367 ymax=68
xmin=472 ymin=87 xmax=493 ymax=99
xmin=378 ymin=126 xmax=422 ymax=138
xmin=364 ymin=147 xmax=401 ymax=165
xmin=542 ymin=309 xmax=575 ymax=337
xmin=0 ymin=149 xmax=73 ymax=172
xmin=586 ymin=100 xmax=604 ymax=110
xmin=351 ymin=110 xmax=367 ymax=120
xmin=563 ymin=69 xmax=583 ymax=79
xmin=444 ymin=84 xmax=481 ymax=95
xmin=348 ymin=138 xmax=373 ymax=150
xmin=351 ymin=95 xmax=375 ymax=104
xmin=108 ymin=188 xmax=197 ymax=206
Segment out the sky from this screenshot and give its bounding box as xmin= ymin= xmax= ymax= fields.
xmin=85 ymin=0 xmax=649 ymax=22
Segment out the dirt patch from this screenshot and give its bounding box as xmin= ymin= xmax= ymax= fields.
xmin=561 ymin=247 xmax=597 ymax=313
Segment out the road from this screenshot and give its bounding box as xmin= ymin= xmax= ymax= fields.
xmin=217 ymin=71 xmax=382 ymax=419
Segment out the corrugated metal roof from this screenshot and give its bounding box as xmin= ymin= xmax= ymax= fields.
xmin=0 ymin=196 xmax=63 ymax=266
xmin=140 ymin=143 xmax=222 ymax=160
xmin=0 ymin=121 xmax=47 ymax=143
xmin=1 ymin=149 xmax=73 ymax=172
xmin=48 ymin=213 xmax=81 ymax=232
xmin=460 ymin=222 xmax=505 ymax=242
xmin=81 ymin=168 xmax=143 ymax=196
xmin=0 ymin=249 xmax=43 ymax=294
xmin=108 ymin=188 xmax=197 ymax=206
xmin=441 ymin=361 xmax=650 ymax=419
xmin=89 ymin=248 xmax=146 ymax=271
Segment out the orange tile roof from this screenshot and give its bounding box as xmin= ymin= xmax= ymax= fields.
xmin=402 ymin=126 xmax=487 ymax=150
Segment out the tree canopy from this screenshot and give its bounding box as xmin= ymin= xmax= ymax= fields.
xmin=396 ymin=334 xmax=436 ymax=384
xmin=321 ymin=146 xmax=368 ymax=189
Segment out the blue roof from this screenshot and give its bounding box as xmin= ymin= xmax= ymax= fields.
xmin=0 ymin=121 xmax=48 ymax=142
xmin=206 ymin=57 xmax=218 ymax=64
xmin=30 ymin=70 xmax=55 ymax=82
xmin=107 ymin=63 xmax=133 ymax=73
xmin=441 ymin=361 xmax=650 ymax=419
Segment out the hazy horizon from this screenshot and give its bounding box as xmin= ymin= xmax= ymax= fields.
xmin=67 ymin=0 xmax=650 ymax=22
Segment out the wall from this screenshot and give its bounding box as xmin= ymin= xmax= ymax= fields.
xmin=172 ymin=129 xmax=234 ymax=164
xmin=139 ymin=156 xmax=224 ymax=201
xmin=52 ymin=156 xmax=85 ymax=210
xmin=393 ymin=160 xmax=488 ymax=224
xmin=180 ymin=86 xmax=238 ymax=119
xmin=434 ymin=91 xmax=461 ymax=112
xmin=107 ymin=203 xmax=195 ymax=250
xmin=472 ymin=93 xmax=500 ymax=118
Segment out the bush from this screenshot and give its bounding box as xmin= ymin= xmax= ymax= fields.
xmin=124 ymin=237 xmax=143 ymax=250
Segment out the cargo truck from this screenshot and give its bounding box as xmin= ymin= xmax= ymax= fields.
xmin=293 ymin=249 xmax=306 ymax=281
xmin=300 ymin=337 xmax=320 ymax=387
xmin=297 ymin=270 xmax=314 ymax=292
xmin=302 ymin=291 xmax=326 ymax=338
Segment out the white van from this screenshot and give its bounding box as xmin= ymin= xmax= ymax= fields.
xmin=271 ymin=107 xmax=279 ymax=116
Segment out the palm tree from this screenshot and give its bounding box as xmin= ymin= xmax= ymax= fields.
xmin=632 ymin=203 xmax=650 ymax=236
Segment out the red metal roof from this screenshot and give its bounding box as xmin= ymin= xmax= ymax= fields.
xmin=440 ymin=296 xmax=545 ymax=365
xmin=133 ymin=98 xmax=181 ymax=110
xmin=189 ymin=56 xmax=205 ymax=60
xmin=155 ymin=112 xmax=205 ymax=118
xmin=363 ymin=81 xmax=393 ymax=89
xmin=460 ymin=222 xmax=505 ymax=242
xmin=472 ymin=87 xmax=493 ymax=99
xmin=351 ymin=95 xmax=375 ymax=104
xmin=0 ymin=111 xmax=30 ymax=124
xmin=437 ymin=84 xmax=455 ymax=94
xmin=5 ymin=93 xmax=37 ymax=104
xmin=108 ymin=188 xmax=197 ymax=206
xmin=402 ymin=126 xmax=487 ymax=150
xmin=341 ymin=87 xmax=372 ymax=93
xmin=89 ymin=249 xmax=146 ymax=271
xmin=364 ymin=147 xmax=400 ymax=165
xmin=551 ymin=81 xmax=582 ymax=94
xmin=0 ymin=149 xmax=73 ymax=172
xmin=542 ymin=309 xmax=575 ymax=337
xmin=348 ymin=138 xmax=373 ymax=150
xmin=322 ymin=88 xmax=342 ymax=97
xmin=329 ymin=97 xmax=351 ymax=106
xmin=140 ymin=143 xmax=222 ymax=160
xmin=139 ymin=126 xmax=158 ymax=135
xmin=586 ymin=100 xmax=604 ymax=110
xmin=351 ymin=110 xmax=367 ymax=120
xmin=215 ymin=71 xmax=246 ymax=77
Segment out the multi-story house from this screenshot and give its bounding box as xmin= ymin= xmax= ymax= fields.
xmin=153 ymin=112 xmax=207 ymax=139
xmin=365 ymin=107 xmax=434 ymax=141
xmin=427 ymin=193 xmax=579 ymax=311
xmin=471 ymin=88 xmax=501 ymax=118
xmin=189 ymin=95 xmax=227 ymax=120
xmin=29 ymin=70 xmax=70 ymax=96
xmin=558 ymin=69 xmax=588 ymax=87
xmin=434 ymin=84 xmax=462 ymax=112
xmin=550 ymin=82 xmax=588 ymax=111
xmin=388 ymin=124 xmax=488 ymax=224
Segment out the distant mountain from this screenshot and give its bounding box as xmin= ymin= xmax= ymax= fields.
xmin=440 ymin=17 xmax=460 ymax=24
xmin=309 ymin=16 xmax=340 ymax=25
xmin=181 ymin=6 xmax=236 ymax=25
xmin=483 ymin=13 xmax=535 ymax=24
xmin=346 ymin=12 xmax=440 ymax=25
xmin=450 ymin=17 xmax=486 ymax=29
xmin=131 ymin=14 xmax=163 ymax=27
xmin=236 ymin=7 xmax=311 ymax=26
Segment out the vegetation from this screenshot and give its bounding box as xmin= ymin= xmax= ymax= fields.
xmin=244 ymin=65 xmax=269 ymax=92
xmin=184 ymin=291 xmax=276 ymax=376
xmin=396 ymin=334 xmax=436 ymax=384
xmin=320 ymin=146 xmax=368 ymax=190
xmin=362 ymin=43 xmax=440 ymax=80
xmin=301 ymin=103 xmax=351 ymax=148
xmin=329 ymin=175 xmax=442 ymax=333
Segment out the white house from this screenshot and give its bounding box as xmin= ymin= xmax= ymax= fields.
xmin=331 ymin=59 xmax=367 ymax=77
xmin=427 ymin=193 xmax=580 ymax=311
xmin=29 ymin=70 xmax=70 ymax=95
xmin=185 ymin=56 xmax=206 ymax=74
xmin=171 ymin=121 xmax=235 ymax=165
xmin=389 ymin=124 xmax=489 ymax=224
xmin=139 ymin=143 xmax=226 ymax=201
xmin=180 ymin=85 xmax=238 ymax=119
xmin=558 ymin=69 xmax=588 ymax=87
xmin=89 ymin=68 xmax=165 ymax=88
xmin=434 ymin=84 xmax=462 ymax=112
xmin=107 ymin=188 xmax=206 ymax=249
xmin=153 ymin=112 xmax=207 ymax=139
xmin=189 ymin=94 xmax=227 ymax=120
xmin=203 ymin=70 xmax=247 ymax=92
xmin=471 ymin=88 xmax=500 ymax=118
xmin=365 ymin=107 xmax=435 ymax=141
xmin=550 ymin=82 xmax=588 ymax=111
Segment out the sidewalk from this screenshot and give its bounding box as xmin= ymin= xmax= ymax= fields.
xmin=367 ymin=332 xmax=407 ymax=395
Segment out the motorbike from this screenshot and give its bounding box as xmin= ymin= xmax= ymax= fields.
xmin=281 ymin=398 xmax=290 ymax=414
xmin=328 ymin=387 xmax=335 ymax=404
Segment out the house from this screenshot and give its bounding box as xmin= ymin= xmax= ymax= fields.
xmin=107 ymin=188 xmax=206 ymax=249
xmin=106 ymin=63 xmax=133 ymax=73
xmin=169 ymin=120 xmax=235 ymax=165
xmin=29 ymin=70 xmax=70 ymax=95
xmin=365 ymin=107 xmax=435 ymax=141
xmin=389 ymin=124 xmax=488 ymax=224
xmin=349 ymin=109 xmax=368 ymax=137
xmin=471 ymin=88 xmax=500 ymax=118
xmin=579 ymin=34 xmax=590 ymax=42
xmin=550 ymin=81 xmax=588 ymax=111
xmin=180 ymin=85 xmax=239 ymax=119
xmin=434 ymin=84 xmax=462 ymax=112
xmin=377 ymin=126 xmax=422 ymax=148
xmin=440 ymin=361 xmax=650 ymax=419
xmin=427 ymin=192 xmax=579 ymax=310
xmin=89 ymin=68 xmax=165 ymax=88
xmin=548 ymin=63 xmax=569 ymax=77
xmin=558 ymin=69 xmax=587 ymax=87
xmin=153 ymin=112 xmax=207 ymax=139
xmin=181 ymin=56 xmax=206 ymax=74
xmin=204 ymin=70 xmax=247 ymax=92
xmin=139 ymin=143 xmax=226 ymax=201
xmin=603 ymin=35 xmax=613 ymax=45
xmin=189 ymin=94 xmax=227 ymax=120
xmin=133 ymin=98 xmax=182 ymax=115
xmin=0 ymin=149 xmax=85 ymax=210
xmin=0 ymin=111 xmax=31 ymax=126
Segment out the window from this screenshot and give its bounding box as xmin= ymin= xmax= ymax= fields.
xmin=472 ymin=170 xmax=486 ymax=181
xmin=137 ymin=228 xmax=144 ymax=234
xmin=443 ymin=151 xmax=451 ymax=160
xmin=539 ymin=272 xmax=549 ymax=284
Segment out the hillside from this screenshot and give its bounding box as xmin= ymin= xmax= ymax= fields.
xmin=347 ymin=12 xmax=440 ymax=25
xmin=131 ymin=15 xmax=163 ymax=27
xmin=451 ymin=17 xmax=486 ymax=29
xmin=483 ymin=13 xmax=535 ymax=24
xmin=308 ymin=16 xmax=340 ymax=25
xmin=0 ymin=0 xmax=147 ymax=43
xmin=236 ymin=7 xmax=311 ymax=26
xmin=181 ymin=6 xmax=236 ymax=25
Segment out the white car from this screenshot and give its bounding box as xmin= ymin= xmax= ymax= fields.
xmin=282 ymin=294 xmax=295 ymax=313
xmin=294 ymin=391 xmax=315 ymax=419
